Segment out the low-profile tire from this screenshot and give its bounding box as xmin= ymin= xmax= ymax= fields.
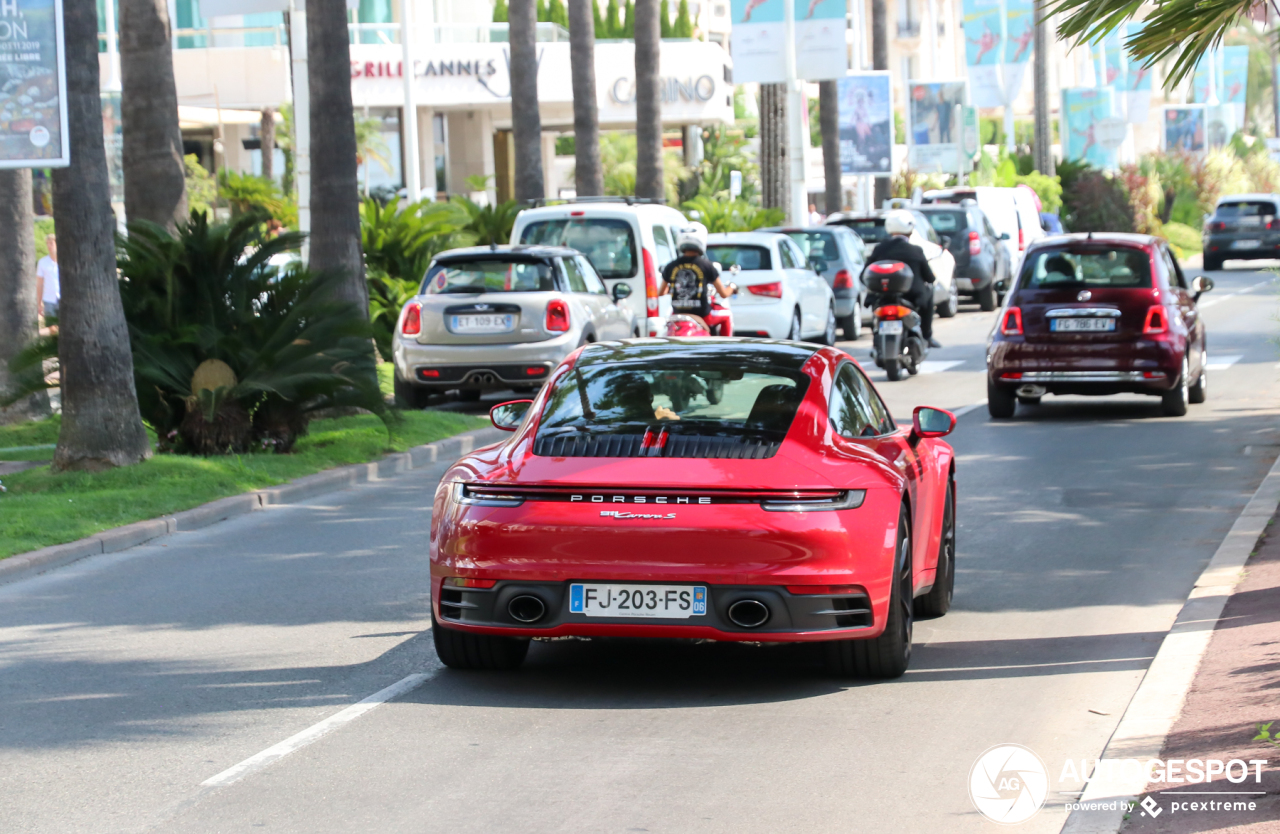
xmin=825 ymin=505 xmax=913 ymax=679
xmin=1017 ymin=395 xmax=1041 ymax=406
xmin=987 ymin=379 xmax=1017 ymax=418
xmin=1189 ymin=351 xmax=1207 ymax=404
xmin=432 ymin=613 xmax=530 ymax=670
xmin=458 ymin=389 xmax=483 ymax=402
xmin=916 ymin=481 xmax=955 ymax=619
xmin=393 ymin=376 xmax=429 ymax=410
xmin=977 ymin=281 xmax=998 ymax=312
xmin=1161 ymin=357 xmax=1190 ymax=417
xmin=885 ymin=358 xmax=903 ymax=381
xmin=1203 ymin=256 xmax=1223 ymax=272
xmin=937 ymin=283 xmax=959 ymax=318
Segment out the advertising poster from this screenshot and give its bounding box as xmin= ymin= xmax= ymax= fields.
xmin=729 ymin=0 xmax=786 ymax=84
xmin=0 ymin=0 xmax=69 ymax=168
xmin=1122 ymin=22 xmax=1152 ymax=124
xmin=836 ymin=72 xmax=892 ymax=176
xmin=962 ymin=0 xmax=1003 ymax=107
xmin=1164 ymin=106 xmax=1205 ymax=153
xmin=1062 ymin=87 xmax=1117 ymax=169
xmin=1000 ymin=0 xmax=1033 ymax=101
xmin=794 ymin=0 xmax=847 ymax=81
xmin=908 ymin=80 xmax=967 ymax=173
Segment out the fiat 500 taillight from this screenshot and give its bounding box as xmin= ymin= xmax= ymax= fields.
xmin=1000 ymin=307 xmax=1023 ymax=336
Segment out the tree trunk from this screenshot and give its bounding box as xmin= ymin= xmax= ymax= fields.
xmin=0 ymin=169 xmax=50 ymax=425
xmin=261 ymin=108 xmax=276 ymax=181
xmin=760 ymin=83 xmax=789 ymax=212
xmin=568 ymin=0 xmax=603 ymax=197
xmin=871 ymin=0 xmax=889 ymax=207
xmin=52 ymin=0 xmax=151 ymax=471
xmin=119 ymin=0 xmax=188 ymax=231
xmin=509 ymin=0 xmax=545 ymax=201
xmin=819 ymin=80 xmax=841 ymax=214
xmin=307 ymin=0 xmax=368 ymax=312
xmin=633 ymin=0 xmax=663 ymax=201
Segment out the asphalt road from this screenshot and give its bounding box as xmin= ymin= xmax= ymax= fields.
xmin=3 ymin=263 xmax=1279 ymax=833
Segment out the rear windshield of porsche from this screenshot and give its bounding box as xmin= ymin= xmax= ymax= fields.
xmin=1018 ymin=246 xmax=1153 ymax=290
xmin=533 ymin=359 xmax=809 ymax=458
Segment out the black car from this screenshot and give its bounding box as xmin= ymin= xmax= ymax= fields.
xmin=1202 ymin=194 xmax=1280 ymax=271
xmin=917 ymin=202 xmax=1011 ymax=311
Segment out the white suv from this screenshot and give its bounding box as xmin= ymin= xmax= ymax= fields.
xmin=511 ymin=199 xmax=691 ymax=337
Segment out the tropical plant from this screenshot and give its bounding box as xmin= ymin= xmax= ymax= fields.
xmin=493 ymin=0 xmax=508 ymax=21
xmin=678 ymin=125 xmax=758 ymax=203
xmin=681 ymin=196 xmax=784 ymax=232
xmin=452 ymin=193 xmax=522 ymax=246
xmin=218 ymin=170 xmax=297 ymax=227
xmin=673 ymin=0 xmax=693 ymax=36
xmin=360 ymin=197 xmax=474 ymax=286
xmin=184 ymin=155 xmax=218 ymax=219
xmin=116 ymin=212 xmax=385 ymax=454
xmin=547 ymin=0 xmax=569 ymax=27
xmin=1058 ymin=162 xmax=1134 ymax=233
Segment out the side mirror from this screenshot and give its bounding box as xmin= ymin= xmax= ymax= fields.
xmin=810 ymin=258 xmax=828 ymax=274
xmin=489 ymin=399 xmax=534 ymax=432
xmin=611 ymin=282 xmax=633 ymax=302
xmin=911 ymin=406 xmax=956 ymax=442
xmin=1191 ymin=275 xmax=1214 ymax=300
xmin=999 ymin=232 xmax=1011 ymax=241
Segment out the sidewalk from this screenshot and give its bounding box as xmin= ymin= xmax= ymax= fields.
xmin=1122 ymin=513 xmax=1280 ymax=832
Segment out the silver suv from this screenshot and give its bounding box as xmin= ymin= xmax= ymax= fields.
xmin=392 ymin=245 xmax=636 ymax=407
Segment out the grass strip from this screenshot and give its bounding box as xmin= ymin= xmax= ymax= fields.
xmin=0 ymin=411 xmax=485 ymax=560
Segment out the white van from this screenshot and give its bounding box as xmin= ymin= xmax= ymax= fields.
xmin=511 ymin=199 xmax=690 ymax=337
xmin=1011 ymin=185 xmax=1047 ymax=252
xmin=923 ymin=186 xmax=1024 ymax=273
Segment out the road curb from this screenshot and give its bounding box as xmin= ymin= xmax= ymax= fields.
xmin=0 ymin=426 xmax=502 ymax=586
xmin=1059 ymin=451 xmax=1280 ymax=833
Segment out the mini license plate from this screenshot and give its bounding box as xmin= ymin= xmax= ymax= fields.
xmin=1231 ymin=239 xmax=1262 ymax=250
xmin=878 ymin=320 xmax=904 ymax=334
xmin=569 ymin=584 xmax=708 ymax=618
xmin=451 ymin=314 xmax=516 ymax=334
xmin=1051 ymin=318 xmax=1115 ymax=332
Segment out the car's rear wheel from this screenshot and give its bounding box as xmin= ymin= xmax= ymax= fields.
xmin=393 ymin=376 xmax=429 ymax=410
xmin=787 ymin=309 xmax=802 ymax=341
xmin=1189 ymin=351 xmax=1208 ymax=404
xmin=432 ymin=613 xmax=530 ymax=670
xmin=824 ymin=505 xmax=913 ymax=679
xmin=916 ymin=481 xmax=955 ymax=619
xmin=819 ymin=305 xmax=837 ymax=346
xmin=977 ymin=281 xmax=998 ymax=312
xmin=987 ymin=379 xmax=1016 ymax=418
xmin=1161 ymin=357 xmax=1190 ymax=417
xmin=937 ymin=283 xmax=959 ymax=318
xmin=839 ymin=304 xmax=862 ymax=341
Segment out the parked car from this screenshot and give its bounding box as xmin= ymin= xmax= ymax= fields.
xmin=706 ymin=232 xmax=838 ymax=344
xmin=760 ymin=225 xmax=867 ymax=338
xmin=917 ymin=203 xmax=1012 ymax=311
xmin=392 ymin=245 xmax=636 ymax=408
xmin=986 ymin=233 xmax=1213 ymax=418
xmin=1202 ymin=193 xmax=1280 ymax=271
xmin=923 ymin=186 xmax=1029 ymax=275
xmin=511 ymin=198 xmax=690 ymax=337
xmin=824 ymin=209 xmax=959 ymax=317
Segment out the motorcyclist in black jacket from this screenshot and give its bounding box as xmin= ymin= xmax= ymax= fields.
xmin=865 ymin=210 xmax=942 ymax=348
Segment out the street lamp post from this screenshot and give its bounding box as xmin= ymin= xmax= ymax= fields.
xmin=400 ymin=0 xmax=420 ymax=202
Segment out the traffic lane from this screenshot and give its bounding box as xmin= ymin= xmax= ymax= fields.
xmin=150 ymin=283 xmax=1279 ymax=833
xmin=0 ymin=462 xmax=456 ymax=834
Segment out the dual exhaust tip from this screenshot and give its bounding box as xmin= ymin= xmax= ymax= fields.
xmin=508 ymin=594 xmax=771 ymax=629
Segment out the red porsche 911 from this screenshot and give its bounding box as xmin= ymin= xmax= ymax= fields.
xmin=429 ymin=339 xmax=958 ymax=679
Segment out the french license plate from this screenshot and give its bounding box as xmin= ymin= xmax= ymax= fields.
xmin=569 ymin=584 xmax=708 ymax=618
xmin=451 ymin=313 xmax=515 ymax=334
xmin=878 ymin=320 xmax=904 ymax=334
xmin=1231 ymin=239 xmax=1262 ymax=250
xmin=1051 ymin=318 xmax=1115 ymax=332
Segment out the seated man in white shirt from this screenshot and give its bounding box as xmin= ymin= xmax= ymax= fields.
xmin=36 ymin=234 xmax=59 ymax=321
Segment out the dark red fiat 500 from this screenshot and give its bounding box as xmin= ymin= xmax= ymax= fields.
xmin=986 ymin=234 xmax=1213 ymax=418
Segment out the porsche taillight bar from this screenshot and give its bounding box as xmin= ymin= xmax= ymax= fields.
xmin=457 ymin=484 xmax=866 ymax=510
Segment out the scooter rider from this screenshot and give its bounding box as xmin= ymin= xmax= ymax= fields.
xmin=866 ymin=210 xmax=941 ymax=348
xmin=659 ymin=225 xmax=737 ymax=323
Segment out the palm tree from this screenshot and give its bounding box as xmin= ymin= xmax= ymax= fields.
xmin=0 ymin=170 xmax=49 ymax=423
xmin=118 ymin=0 xmax=188 ymax=231
xmin=871 ymin=0 xmax=889 ymax=207
xmin=568 ymin=0 xmax=603 ymax=196
xmin=51 ymin=0 xmax=151 ymax=469
xmin=633 ymin=0 xmax=663 ymax=201
xmin=307 ymin=0 xmax=369 ymax=313
xmin=819 ymin=80 xmax=841 ymax=214
xmin=510 ymin=0 xmax=545 ymax=201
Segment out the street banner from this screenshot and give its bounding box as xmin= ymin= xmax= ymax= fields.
xmin=1221 ymin=44 xmax=1249 ymax=127
xmin=1062 ymin=87 xmax=1117 ymax=169
xmin=907 ymin=80 xmax=967 ymax=173
xmin=0 ymin=0 xmax=70 ymax=168
xmin=1164 ymin=106 xmax=1205 ymax=153
xmin=1121 ymin=22 xmax=1152 ymax=124
xmin=1191 ymin=52 xmax=1217 ymax=104
xmin=729 ymin=0 xmax=846 ymax=83
xmin=961 ymin=0 xmax=1003 ymax=107
xmin=836 ymin=72 xmax=892 ymax=177
xmin=1000 ymin=0 xmax=1033 ymax=102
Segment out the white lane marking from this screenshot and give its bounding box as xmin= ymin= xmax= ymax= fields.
xmin=951 ymin=400 xmax=987 ymax=418
xmin=1197 ymin=277 xmax=1275 ymax=309
xmin=200 ymin=672 xmax=433 ymax=788
xmin=1205 ymin=354 xmax=1242 ymax=370
xmin=916 ymin=360 xmax=965 ymax=374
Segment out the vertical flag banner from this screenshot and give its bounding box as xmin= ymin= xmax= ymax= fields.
xmin=1221 ymin=44 xmax=1249 ymax=126
xmin=1062 ymin=87 xmax=1117 ymax=169
xmin=837 ymin=72 xmax=893 ymax=176
xmin=1192 ymin=53 xmax=1215 ymax=104
xmin=730 ymin=0 xmax=786 ymax=84
xmin=908 ymin=80 xmax=967 ymax=173
xmin=794 ymin=0 xmax=847 ymax=81
xmin=1164 ymin=107 xmax=1205 ymax=153
xmin=0 ymin=0 xmax=70 ymax=168
xmin=1122 ymin=22 xmax=1152 ymax=124
xmin=1000 ymin=0 xmax=1034 ymax=102
xmin=962 ymin=0 xmax=1003 ymax=107
xmin=1102 ymin=27 xmax=1127 ymax=123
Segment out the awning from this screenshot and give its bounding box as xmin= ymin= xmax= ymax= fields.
xmin=178 ymin=106 xmax=280 ymax=130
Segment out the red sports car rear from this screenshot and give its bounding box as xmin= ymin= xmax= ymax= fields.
xmin=430 ymin=339 xmax=957 ymax=678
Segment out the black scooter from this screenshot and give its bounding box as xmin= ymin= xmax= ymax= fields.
xmin=864 ymin=261 xmax=930 ymax=382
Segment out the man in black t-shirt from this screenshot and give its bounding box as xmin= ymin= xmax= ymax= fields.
xmin=659 ymin=226 xmax=736 ymax=320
